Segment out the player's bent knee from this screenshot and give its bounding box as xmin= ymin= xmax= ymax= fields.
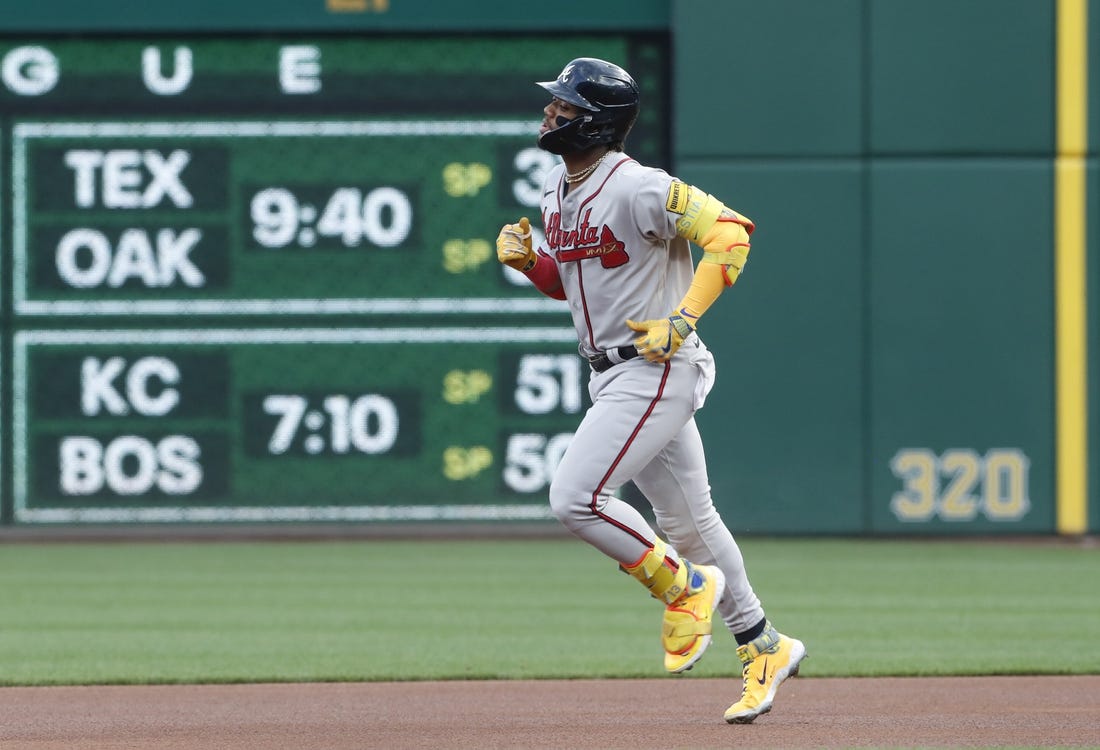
xmin=547 ymin=479 xmax=594 ymax=530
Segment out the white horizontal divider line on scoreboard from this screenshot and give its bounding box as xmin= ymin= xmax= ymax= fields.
xmin=14 ymin=326 xmax=578 ymax=345
xmin=13 ymin=120 xmax=542 ymax=139
xmin=10 ymin=118 xmax=546 ymax=316
xmin=11 ymin=326 xmax=577 ymax=524
xmin=17 ymin=298 xmax=569 ymax=316
xmin=18 ymin=505 xmax=557 ymax=524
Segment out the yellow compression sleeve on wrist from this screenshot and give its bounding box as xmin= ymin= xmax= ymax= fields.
xmin=675 ymin=262 xmax=727 ymax=325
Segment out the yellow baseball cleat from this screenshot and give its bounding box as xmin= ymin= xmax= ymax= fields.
xmin=662 ymin=562 xmax=726 ymax=673
xmin=724 ymin=625 xmax=806 ymax=723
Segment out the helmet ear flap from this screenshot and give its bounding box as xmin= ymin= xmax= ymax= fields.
xmin=574 ymin=114 xmax=598 ymax=137
xmin=538 ymin=114 xmax=592 ymax=155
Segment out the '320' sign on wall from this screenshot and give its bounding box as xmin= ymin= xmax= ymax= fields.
xmin=889 ymin=448 xmax=1030 ymax=522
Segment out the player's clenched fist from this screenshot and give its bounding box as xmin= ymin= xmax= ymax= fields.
xmin=496 ymin=217 xmax=536 ymax=272
xmin=626 ymin=314 xmax=695 ymax=363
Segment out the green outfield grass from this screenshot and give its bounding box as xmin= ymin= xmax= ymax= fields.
xmin=0 ymin=536 xmax=1096 ymax=685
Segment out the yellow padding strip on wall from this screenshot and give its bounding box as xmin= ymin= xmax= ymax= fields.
xmin=1055 ymin=0 xmax=1089 ymax=535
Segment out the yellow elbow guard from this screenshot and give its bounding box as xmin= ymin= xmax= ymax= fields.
xmin=665 ymin=182 xmax=754 ymax=286
xmin=699 ymin=221 xmax=751 ymax=286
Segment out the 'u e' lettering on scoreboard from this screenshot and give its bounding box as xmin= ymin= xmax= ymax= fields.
xmin=1 ymin=37 xmax=666 ymax=523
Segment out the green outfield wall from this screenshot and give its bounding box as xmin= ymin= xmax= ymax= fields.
xmin=0 ymin=0 xmax=1094 ymax=535
xmin=675 ymin=0 xmax=1096 ymax=535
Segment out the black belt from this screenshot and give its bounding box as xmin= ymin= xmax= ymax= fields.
xmin=588 ymin=345 xmax=641 ymax=373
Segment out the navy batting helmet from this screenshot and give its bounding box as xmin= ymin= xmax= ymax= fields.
xmin=536 ymin=58 xmax=640 ymax=155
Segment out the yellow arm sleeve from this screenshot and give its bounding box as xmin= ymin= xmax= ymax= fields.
xmin=675 ymin=262 xmax=727 ymax=325
xmin=666 ymin=182 xmax=755 ymax=326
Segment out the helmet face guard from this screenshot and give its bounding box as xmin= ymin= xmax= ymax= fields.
xmin=537 ymin=58 xmax=639 ymax=155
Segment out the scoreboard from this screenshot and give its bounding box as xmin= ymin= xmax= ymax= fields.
xmin=1 ymin=35 xmax=668 ymax=523
xmin=13 ymin=119 xmax=570 ymax=314
xmin=13 ymin=327 xmax=587 ymax=522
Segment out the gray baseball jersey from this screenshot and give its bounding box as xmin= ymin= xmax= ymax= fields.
xmin=539 ymin=153 xmax=765 ymax=635
xmin=543 ymin=157 xmax=693 ymax=356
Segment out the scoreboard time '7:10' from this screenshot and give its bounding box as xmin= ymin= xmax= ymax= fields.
xmin=14 ymin=330 xmax=587 ymax=523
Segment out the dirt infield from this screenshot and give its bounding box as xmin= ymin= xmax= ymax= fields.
xmin=2 ymin=675 xmax=1098 ymax=749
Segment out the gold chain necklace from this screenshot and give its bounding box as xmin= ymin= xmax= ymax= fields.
xmin=564 ymin=151 xmax=610 ymax=184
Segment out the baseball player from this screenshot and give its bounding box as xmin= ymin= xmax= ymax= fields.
xmin=496 ymin=58 xmax=805 ymax=723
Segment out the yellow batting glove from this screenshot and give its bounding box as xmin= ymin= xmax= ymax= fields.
xmin=496 ymin=216 xmax=536 ymax=272
xmin=625 ymin=314 xmax=695 ymax=363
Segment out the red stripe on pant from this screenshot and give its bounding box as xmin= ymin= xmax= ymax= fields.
xmin=588 ymin=361 xmax=673 ymax=556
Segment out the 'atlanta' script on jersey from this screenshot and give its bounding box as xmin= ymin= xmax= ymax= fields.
xmin=545 ymin=208 xmax=629 ymax=268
